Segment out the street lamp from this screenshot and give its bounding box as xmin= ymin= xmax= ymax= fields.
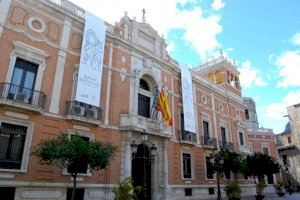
xmin=211 ymin=148 xmax=224 ymax=200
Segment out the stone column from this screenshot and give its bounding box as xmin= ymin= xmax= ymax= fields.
xmin=0 ymin=0 xmax=11 ymax=37
xmin=163 ymin=139 xmax=169 ymax=200
xmin=121 ymin=132 xmax=132 ymax=181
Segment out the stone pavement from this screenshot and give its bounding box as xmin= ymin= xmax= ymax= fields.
xmin=240 ymin=193 xmax=300 ymax=200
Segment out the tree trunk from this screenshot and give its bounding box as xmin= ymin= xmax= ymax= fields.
xmin=71 ymin=173 xmax=77 ymax=200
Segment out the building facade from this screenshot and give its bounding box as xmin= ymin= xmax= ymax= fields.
xmin=0 ymin=0 xmax=267 ymax=199
xmin=243 ymin=97 xmax=280 ymax=190
xmin=277 ymin=103 xmax=300 ymax=190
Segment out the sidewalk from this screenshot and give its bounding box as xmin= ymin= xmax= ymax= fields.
xmin=241 ymin=192 xmax=300 ymax=200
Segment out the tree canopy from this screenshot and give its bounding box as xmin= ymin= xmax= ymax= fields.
xmin=33 ymin=134 xmax=116 ymax=200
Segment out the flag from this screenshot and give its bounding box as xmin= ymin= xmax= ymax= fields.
xmin=157 ymin=89 xmax=173 ymax=126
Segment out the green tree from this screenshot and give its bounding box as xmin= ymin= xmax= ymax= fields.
xmin=245 ymin=153 xmax=280 ymax=197
xmin=219 ymin=149 xmax=247 ymax=180
xmin=33 ymin=134 xmax=116 ymax=200
xmin=113 ymin=178 xmax=142 ymax=200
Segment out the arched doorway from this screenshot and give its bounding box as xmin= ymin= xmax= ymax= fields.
xmin=132 ymin=144 xmax=152 ymax=200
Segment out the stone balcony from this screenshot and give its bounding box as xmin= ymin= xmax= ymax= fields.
xmin=238 ymin=145 xmax=252 ymax=154
xmin=120 ymin=114 xmax=172 ymax=138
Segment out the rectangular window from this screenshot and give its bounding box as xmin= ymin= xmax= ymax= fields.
xmin=225 ymin=170 xmax=231 ymax=180
xmin=221 ymin=127 xmax=226 ymax=146
xmin=184 ymin=188 xmax=192 ymax=196
xmin=267 ymin=174 xmax=274 ymax=184
xmin=206 ymin=156 xmax=214 ymax=179
xmin=283 ymin=155 xmax=288 ymax=165
xmin=8 ymin=58 xmax=38 ymax=102
xmin=67 ymin=188 xmax=84 ymax=200
xmin=138 ymin=94 xmax=150 ymax=118
xmin=239 ymin=132 xmax=244 ymax=145
xmin=288 ymin=137 xmax=292 ymax=144
xmin=182 ymin=153 xmax=192 ymax=179
xmin=203 ymin=121 xmax=210 ymax=145
xmin=0 ymin=123 xmax=27 ymax=170
xmin=0 ymin=187 xmax=15 ymax=200
xmin=262 ymin=147 xmax=269 ymax=156
xmin=208 ymin=187 xmax=215 ymax=195
xmin=67 ymin=135 xmax=90 ymax=174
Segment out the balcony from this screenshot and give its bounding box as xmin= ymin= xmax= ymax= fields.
xmin=200 ymin=136 xmax=217 ymax=148
xmin=238 ymin=145 xmax=252 ymax=154
xmin=219 ymin=141 xmax=233 ymax=151
xmin=0 ymin=83 xmax=46 ymax=113
xmin=179 ymin=130 xmax=197 ymax=144
xmin=66 ymin=101 xmax=102 ymax=125
xmin=120 ymin=114 xmax=172 ymax=138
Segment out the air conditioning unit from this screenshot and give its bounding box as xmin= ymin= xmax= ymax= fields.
xmin=13 ymin=93 xmax=29 ymax=103
xmin=85 ymin=108 xmax=97 ymax=119
xmin=72 ymin=105 xmax=85 ymax=116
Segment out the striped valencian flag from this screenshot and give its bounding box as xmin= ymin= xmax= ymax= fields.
xmin=157 ymin=89 xmax=173 ymax=126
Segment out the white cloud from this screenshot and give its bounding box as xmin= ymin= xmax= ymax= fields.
xmin=69 ymin=0 xmax=223 ymax=60
xmin=258 ymin=90 xmax=300 ymax=133
xmin=290 ymin=32 xmax=300 ymax=45
xmin=262 ymin=90 xmax=300 ymax=120
xmin=211 ymin=0 xmax=225 ymax=11
xmin=238 ymin=60 xmax=268 ymax=88
xmin=166 ymin=42 xmax=175 ymax=53
xmin=275 ymin=51 xmax=300 ymax=88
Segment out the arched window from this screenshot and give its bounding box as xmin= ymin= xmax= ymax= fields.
xmin=215 ymin=71 xmax=222 ymax=84
xmin=245 ymin=109 xmax=249 ymax=119
xmin=138 ymin=76 xmax=155 ymax=118
xmin=139 ymin=79 xmax=150 ymax=91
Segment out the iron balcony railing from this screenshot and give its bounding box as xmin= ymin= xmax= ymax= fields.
xmin=201 ymin=136 xmax=217 ymax=147
xmin=180 ymin=130 xmax=197 ymax=143
xmin=219 ymin=141 xmax=233 ymax=151
xmin=0 ymin=83 xmax=46 ymax=109
xmin=66 ymin=101 xmax=102 ymax=121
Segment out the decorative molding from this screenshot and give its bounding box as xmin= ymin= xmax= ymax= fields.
xmin=120 ymin=68 xmax=127 ymax=82
xmin=28 ymin=16 xmax=46 ymax=33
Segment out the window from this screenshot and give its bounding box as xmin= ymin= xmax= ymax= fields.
xmin=267 ymin=174 xmax=274 ymax=184
xmin=206 ymin=156 xmax=214 ymax=179
xmin=208 ymin=188 xmax=215 ymax=195
xmin=203 ymin=121 xmax=210 ymax=145
xmin=184 ymin=188 xmax=192 ymax=196
xmin=225 ymin=170 xmax=231 ymax=180
xmin=0 ymin=187 xmax=15 ymax=200
xmin=138 ymin=79 xmax=151 ymax=118
xmin=182 ymin=153 xmax=192 ymax=179
xmin=138 ymin=94 xmax=150 ymax=118
xmin=288 ymin=137 xmax=292 ymax=144
xmin=67 ymin=188 xmax=84 ymax=200
xmin=0 ymin=123 xmax=27 ymax=170
xmin=67 ymin=135 xmax=90 ymax=174
xmin=239 ymin=132 xmax=244 ymax=145
xmin=245 ymin=109 xmax=249 ymax=119
xmin=262 ymin=147 xmax=269 ymax=156
xmin=283 ymin=155 xmax=288 ymax=165
xmin=8 ymin=58 xmax=38 ymax=103
xmin=221 ymin=127 xmax=226 ymax=143
xmin=139 ymin=79 xmax=150 ymax=91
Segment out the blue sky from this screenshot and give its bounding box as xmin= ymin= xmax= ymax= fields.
xmin=70 ymin=0 xmax=300 ymax=133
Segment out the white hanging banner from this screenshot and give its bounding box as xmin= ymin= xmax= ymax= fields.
xmin=75 ymin=12 xmax=106 ymax=107
xmin=180 ymin=65 xmax=196 ymax=133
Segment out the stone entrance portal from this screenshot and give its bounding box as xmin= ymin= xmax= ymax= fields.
xmin=132 ymin=144 xmax=152 ymax=200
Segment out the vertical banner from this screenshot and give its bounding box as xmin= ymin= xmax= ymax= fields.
xmin=75 ymin=12 xmax=106 ymax=107
xmin=180 ymin=65 xmax=196 ymax=133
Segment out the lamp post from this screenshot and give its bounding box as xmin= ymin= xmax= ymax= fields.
xmin=130 ymin=130 xmax=157 ymax=199
xmin=210 ymin=148 xmax=224 ymax=200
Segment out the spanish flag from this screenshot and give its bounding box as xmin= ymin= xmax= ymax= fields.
xmin=157 ymin=89 xmax=173 ymax=126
